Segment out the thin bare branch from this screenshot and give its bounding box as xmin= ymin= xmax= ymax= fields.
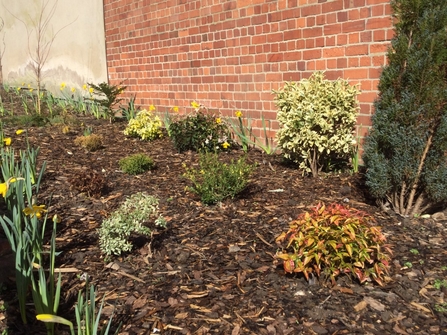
xmin=404 ymin=132 xmax=433 ymax=216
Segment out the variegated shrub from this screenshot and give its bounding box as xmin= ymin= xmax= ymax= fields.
xmin=274 ymin=71 xmax=360 ymax=177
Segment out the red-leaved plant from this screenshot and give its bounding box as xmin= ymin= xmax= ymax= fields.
xmin=275 ymin=203 xmax=392 ymax=286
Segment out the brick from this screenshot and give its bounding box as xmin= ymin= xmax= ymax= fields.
xmin=342 ymin=20 xmax=366 ymax=33
xmin=303 ymin=27 xmax=323 ymax=38
xmin=366 ymin=17 xmax=392 ymax=30
xmin=324 ymin=23 xmax=342 ymax=35
xmin=322 ymin=1 xmax=343 ymax=13
xmin=324 ymin=47 xmax=345 ymax=58
xmin=345 ymin=68 xmax=369 ymax=79
xmin=303 ymin=49 xmax=322 ymax=60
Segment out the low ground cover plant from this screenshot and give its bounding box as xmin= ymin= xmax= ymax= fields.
xmin=274 ymin=71 xmax=360 ymax=177
xmin=74 ymin=134 xmax=103 ymax=152
xmin=119 ymin=153 xmax=154 ymax=175
xmin=275 ymin=203 xmax=392 ymax=286
xmin=183 ymin=152 xmax=256 ymax=205
xmin=98 ymin=192 xmax=166 ymax=256
xmin=69 ymin=170 xmax=108 ymax=198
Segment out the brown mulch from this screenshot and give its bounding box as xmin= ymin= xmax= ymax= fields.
xmin=0 ymin=97 xmax=447 ymax=334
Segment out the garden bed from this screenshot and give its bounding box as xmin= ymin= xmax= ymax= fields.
xmin=0 ymin=92 xmax=446 ymax=334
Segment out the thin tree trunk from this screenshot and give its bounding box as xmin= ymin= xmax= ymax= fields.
xmin=404 ymin=132 xmax=433 ymax=216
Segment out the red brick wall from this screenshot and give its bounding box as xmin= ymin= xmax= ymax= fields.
xmin=103 ymin=0 xmax=393 ymax=139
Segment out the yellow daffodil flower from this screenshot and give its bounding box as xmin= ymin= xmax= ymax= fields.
xmin=3 ymin=137 xmax=11 ymax=146
xmin=28 ymin=84 xmax=31 ymax=88
xmin=0 ymin=183 xmax=7 ymax=198
xmin=83 ymin=84 xmax=87 ymax=90
xmin=16 ymin=129 xmax=24 ymax=135
xmin=17 ymin=87 xmax=21 ymax=91
xmin=0 ymin=178 xmax=18 ymax=198
xmin=89 ymin=87 xmax=94 ymax=94
xmin=71 ymin=87 xmax=76 ymax=93
xmin=191 ymin=101 xmax=200 ymax=109
xmin=235 ymin=110 xmax=243 ymax=118
xmin=60 ymin=82 xmax=66 ymax=90
xmin=216 ymin=117 xmax=221 ymax=124
xmin=172 ymin=106 xmax=179 ymax=113
xmin=222 ymin=142 xmax=230 ymax=149
xmin=149 ymin=104 xmax=156 ymax=111
xmin=23 ymin=205 xmax=47 ymax=219
xmin=30 ymin=88 xmax=34 ymax=92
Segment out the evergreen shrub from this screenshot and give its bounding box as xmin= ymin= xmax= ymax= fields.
xmin=274 ymin=71 xmax=360 ymax=177
xmin=363 ymin=0 xmax=447 ymax=216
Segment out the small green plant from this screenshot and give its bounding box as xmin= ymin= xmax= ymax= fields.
xmin=37 ymin=282 xmax=121 ymax=335
xmin=227 ymin=111 xmax=277 ymax=155
xmin=123 ymin=108 xmax=162 ymax=141
xmin=433 ymin=279 xmax=447 ymax=290
xmin=88 ymin=82 xmax=127 ymax=122
xmin=274 ymin=71 xmax=360 ymax=177
xmin=441 ymin=266 xmax=447 ymax=271
xmin=74 ymin=283 xmax=120 ymax=335
xmin=403 ymin=261 xmax=413 ymax=268
xmin=183 ymin=152 xmax=256 ymax=205
xmin=275 ymin=203 xmax=392 ymax=286
xmin=74 ymin=134 xmax=103 ymax=152
xmin=410 ymin=248 xmax=420 ymax=255
xmin=434 ymin=303 xmax=447 ymax=313
xmin=98 ymin=192 xmax=166 ymax=256
xmin=169 ymin=103 xmax=232 ymax=152
xmin=119 ymin=153 xmax=154 ymax=175
xmin=119 ymin=94 xmax=140 ymax=121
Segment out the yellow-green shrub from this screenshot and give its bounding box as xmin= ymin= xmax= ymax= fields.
xmin=275 ymin=203 xmax=392 ymax=286
xmin=123 ymin=109 xmax=162 ymax=141
xmin=274 ymin=71 xmax=360 ymax=177
xmin=74 ymin=134 xmax=103 ymax=151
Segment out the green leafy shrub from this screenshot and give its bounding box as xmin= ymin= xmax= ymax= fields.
xmin=119 ymin=153 xmax=154 ymax=175
xmin=88 ymin=82 xmax=127 ymax=121
xmin=98 ymin=192 xmax=166 ymax=256
xmin=275 ymin=203 xmax=392 ymax=286
xmin=362 ymin=0 xmax=447 ymax=216
xmin=169 ymin=109 xmax=232 ymax=152
xmin=274 ymin=71 xmax=360 ymax=177
xmin=183 ymin=152 xmax=256 ymax=204
xmin=123 ymin=109 xmax=163 ymax=141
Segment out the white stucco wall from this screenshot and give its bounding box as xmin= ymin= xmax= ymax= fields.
xmin=0 ymin=0 xmax=107 ymax=95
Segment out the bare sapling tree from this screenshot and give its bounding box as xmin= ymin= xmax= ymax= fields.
xmin=0 ymin=17 xmax=6 ymax=88
xmin=7 ymin=0 xmax=75 ymax=114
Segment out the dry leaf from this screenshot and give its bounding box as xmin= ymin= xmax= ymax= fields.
xmin=410 ymin=301 xmax=432 ymax=314
xmin=393 ymin=323 xmax=409 ymax=335
xmin=133 ymin=296 xmax=147 ymax=309
xmin=231 ymin=324 xmax=240 ymax=335
xmin=354 ymin=300 xmax=368 ymax=312
xmin=364 ymin=297 xmax=386 ymax=312
xmin=175 ymin=312 xmax=189 ymax=319
xmin=332 ymin=285 xmax=354 ymax=294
